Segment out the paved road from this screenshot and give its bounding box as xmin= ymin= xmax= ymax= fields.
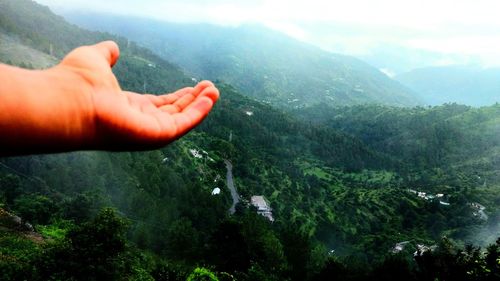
xmin=224 ymin=160 xmax=240 ymax=214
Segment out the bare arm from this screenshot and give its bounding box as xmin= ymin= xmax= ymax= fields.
xmin=0 ymin=41 xmax=219 ymax=156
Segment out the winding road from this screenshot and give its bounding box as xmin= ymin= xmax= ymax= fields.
xmin=224 ymin=160 xmax=240 ymax=214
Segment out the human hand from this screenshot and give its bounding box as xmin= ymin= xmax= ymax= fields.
xmin=55 ymin=41 xmax=219 ymax=150
xmin=0 ymin=41 xmax=218 ymax=155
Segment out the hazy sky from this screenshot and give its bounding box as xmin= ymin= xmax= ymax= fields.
xmin=35 ymin=0 xmax=500 ymax=70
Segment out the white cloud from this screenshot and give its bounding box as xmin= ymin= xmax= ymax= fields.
xmin=36 ymin=0 xmax=500 ymax=28
xmin=35 ymin=0 xmax=500 ymax=68
xmin=407 ymin=36 xmax=500 ymax=67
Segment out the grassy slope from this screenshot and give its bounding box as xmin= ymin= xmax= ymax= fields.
xmin=0 ymin=32 xmax=57 ymax=68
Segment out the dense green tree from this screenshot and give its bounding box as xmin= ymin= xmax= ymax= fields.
xmin=280 ymin=225 xmax=313 ymax=281
xmin=0 ymin=174 xmax=22 ymax=205
xmin=186 ymin=267 xmax=219 ymax=281
xmin=485 ymin=239 xmax=500 ymax=280
xmin=208 ymin=219 xmax=251 ymax=273
xmin=35 ymin=208 xmax=131 ymax=280
xmin=13 ymin=194 xmax=58 ymax=225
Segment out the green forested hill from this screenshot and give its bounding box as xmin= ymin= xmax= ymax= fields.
xmin=1 ymin=1 xmax=500 ymax=280
xmin=0 ymin=0 xmax=192 ymax=92
xmin=297 ymin=103 xmax=500 ymax=173
xmin=298 ymin=103 xmax=500 ymax=242
xmin=63 ymin=13 xmax=421 ymax=108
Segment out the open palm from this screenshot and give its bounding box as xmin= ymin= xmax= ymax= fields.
xmin=59 ymin=41 xmax=219 ymax=150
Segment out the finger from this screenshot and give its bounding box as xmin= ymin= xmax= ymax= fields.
xmin=143 ymin=94 xmax=164 ymax=106
xmin=158 ymin=94 xmax=194 ymax=113
xmin=171 ymin=92 xmax=196 ymax=110
xmin=197 ymin=85 xmax=220 ymax=103
xmin=158 ymin=89 xmax=197 ymax=113
xmin=159 ymin=104 xmax=182 ymax=114
xmin=149 ymin=82 xmax=214 ymax=108
xmin=185 ymin=85 xmax=220 ymax=109
xmin=173 ymin=87 xmax=196 ymax=96
xmin=93 ymin=41 xmax=120 ymax=67
xmin=154 ymin=87 xmax=194 ymax=106
xmin=172 ymin=96 xmax=215 ymax=137
xmin=193 ymin=80 xmax=215 ymax=97
xmin=159 ymin=85 xmax=219 ymax=114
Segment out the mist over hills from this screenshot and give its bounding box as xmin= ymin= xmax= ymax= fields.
xmin=62 ymin=12 xmax=421 ymax=109
xmin=357 ymin=44 xmax=479 ymax=77
xmin=67 ymin=13 xmax=499 ymax=109
xmin=396 ymin=65 xmax=500 ymax=106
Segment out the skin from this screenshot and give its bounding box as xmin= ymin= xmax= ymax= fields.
xmin=0 ymin=41 xmax=219 ymax=156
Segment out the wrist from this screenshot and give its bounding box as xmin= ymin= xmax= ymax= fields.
xmin=0 ymin=64 xmax=96 ymax=154
xmin=41 ymin=66 xmax=97 ymax=150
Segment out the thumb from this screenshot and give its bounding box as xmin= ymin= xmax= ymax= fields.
xmin=92 ymin=41 xmax=120 ymax=67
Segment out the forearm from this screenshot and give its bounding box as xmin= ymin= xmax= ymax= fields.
xmin=0 ymin=64 xmax=95 ymax=155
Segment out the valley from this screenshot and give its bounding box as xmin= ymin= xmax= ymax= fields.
xmin=0 ymin=1 xmax=500 ymax=280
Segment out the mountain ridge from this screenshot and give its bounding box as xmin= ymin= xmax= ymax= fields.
xmin=62 ymin=12 xmax=422 ymax=108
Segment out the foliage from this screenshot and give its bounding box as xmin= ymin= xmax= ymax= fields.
xmin=186 ymin=267 xmax=219 ymax=281
xmin=37 ymin=220 xmax=72 ymax=240
xmin=13 ymin=194 xmax=58 ymax=225
xmin=0 ymin=232 xmax=39 ymax=281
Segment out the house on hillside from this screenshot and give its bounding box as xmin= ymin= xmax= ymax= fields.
xmin=391 ymin=241 xmax=410 ymax=254
xmin=470 ymin=202 xmax=488 ymax=220
xmin=251 ymin=196 xmax=274 ymax=222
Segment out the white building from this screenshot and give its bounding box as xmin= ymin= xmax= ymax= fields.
xmin=251 ymin=196 xmax=274 ymax=222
